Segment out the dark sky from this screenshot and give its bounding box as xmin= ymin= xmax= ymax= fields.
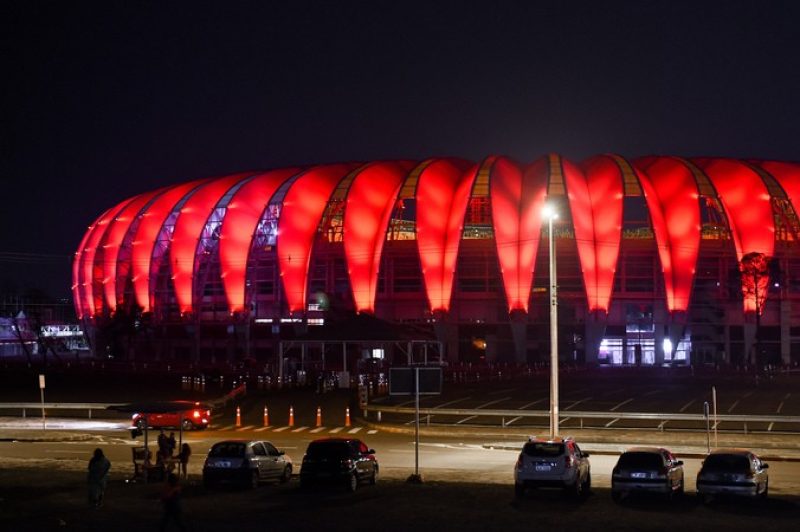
xmin=2 ymin=0 xmax=799 ymax=299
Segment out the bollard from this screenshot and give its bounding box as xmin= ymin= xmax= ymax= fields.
xmin=263 ymin=406 xmax=269 ymax=427
xmin=235 ymin=405 xmax=242 ymax=428
xmin=316 ymin=406 xmax=322 ymax=427
xmin=377 ymin=411 xmax=382 ymax=422
xmin=289 ymin=406 xmax=295 ymax=427
xmin=345 ymin=407 xmax=351 ymax=427
xmin=200 ymin=376 xmax=205 ymax=392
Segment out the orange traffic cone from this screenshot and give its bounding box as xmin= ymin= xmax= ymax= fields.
xmin=288 ymin=406 xmax=295 ymax=427
xmin=316 ymin=406 xmax=322 ymax=427
xmin=263 ymin=406 xmax=269 ymax=427
xmin=345 ymin=407 xmax=351 ymax=427
xmin=235 ymin=405 xmax=242 ymax=428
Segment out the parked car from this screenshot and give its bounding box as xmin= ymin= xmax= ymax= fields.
xmin=513 ymin=436 xmax=591 ymax=498
xmin=131 ymin=401 xmax=211 ymax=431
xmin=611 ymin=447 xmax=684 ymax=501
xmin=300 ymin=438 xmax=378 ymax=491
xmin=696 ymin=449 xmax=769 ymax=503
xmin=203 ymin=440 xmax=292 ymax=488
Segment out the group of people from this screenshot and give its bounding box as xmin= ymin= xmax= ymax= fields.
xmin=155 ymin=430 xmax=192 ymax=479
xmin=87 ymin=447 xmax=188 ymax=530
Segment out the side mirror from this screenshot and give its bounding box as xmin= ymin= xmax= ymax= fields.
xmin=279 ymin=451 xmax=285 ymax=456
xmin=675 ymin=460 xmax=684 ymax=466
xmin=582 ymin=452 xmax=590 ymax=458
xmin=762 ymin=463 xmax=769 ymax=469
xmin=367 ymin=449 xmax=376 ymax=455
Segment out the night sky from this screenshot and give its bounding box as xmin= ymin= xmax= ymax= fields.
xmin=2 ymin=1 xmax=799 ymax=300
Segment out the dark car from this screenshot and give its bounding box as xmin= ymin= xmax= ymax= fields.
xmin=203 ymin=440 xmax=292 ymax=489
xmin=131 ymin=401 xmax=211 ymax=431
xmin=696 ymin=449 xmax=769 ymax=503
xmin=612 ymin=447 xmax=684 ymax=502
xmin=300 ymin=438 xmax=378 ymax=491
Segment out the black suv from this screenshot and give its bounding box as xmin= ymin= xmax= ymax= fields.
xmin=300 ymin=438 xmax=378 ymax=491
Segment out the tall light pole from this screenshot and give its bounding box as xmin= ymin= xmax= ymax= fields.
xmin=543 ymin=204 xmax=559 ymax=438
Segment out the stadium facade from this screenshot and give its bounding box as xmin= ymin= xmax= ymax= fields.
xmin=72 ymin=155 xmax=800 ymax=367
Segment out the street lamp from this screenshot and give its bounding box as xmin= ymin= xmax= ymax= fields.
xmin=543 ymin=204 xmax=559 ymax=438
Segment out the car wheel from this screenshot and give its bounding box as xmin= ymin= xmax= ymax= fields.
xmin=135 ymin=419 xmax=146 ymax=430
xmin=572 ymin=478 xmax=583 ymax=498
xmin=181 ymin=419 xmax=193 ymax=431
xmin=677 ymin=480 xmax=685 ymax=497
xmin=280 ymin=465 xmax=292 ymax=484
xmin=514 ymin=483 xmax=525 ymax=498
xmin=347 ymin=472 xmax=358 ymax=492
xmin=249 ymin=471 xmax=259 ymax=489
xmin=582 ymin=473 xmax=592 ymax=497
xmin=369 ymin=466 xmax=378 ymax=485
xmin=761 ymin=480 xmax=769 ymax=499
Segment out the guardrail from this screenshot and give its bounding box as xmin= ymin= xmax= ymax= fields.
xmin=364 ymin=404 xmax=800 ymax=433
xmin=0 ymin=403 xmax=124 ymax=419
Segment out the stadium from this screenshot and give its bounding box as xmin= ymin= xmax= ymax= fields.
xmin=72 ymin=155 xmax=800 ymax=369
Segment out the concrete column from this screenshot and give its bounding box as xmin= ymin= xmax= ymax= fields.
xmin=509 ymin=311 xmax=527 ymax=363
xmin=583 ymin=311 xmax=606 ymax=366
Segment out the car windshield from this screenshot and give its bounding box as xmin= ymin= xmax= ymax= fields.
xmin=523 ymin=442 xmax=565 ymax=457
xmin=617 ymin=452 xmax=663 ymax=469
xmin=703 ymin=454 xmax=751 ymax=472
xmin=209 ymin=443 xmax=246 ymax=458
xmin=306 ymin=441 xmax=352 ymax=459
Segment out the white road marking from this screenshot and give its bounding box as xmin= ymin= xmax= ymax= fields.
xmin=727 ymin=400 xmax=740 ymax=413
xmin=455 ymin=397 xmax=510 ymax=424
xmin=329 ymin=427 xmax=343 ymax=433
xmin=433 ymin=397 xmax=472 ymax=409
xmin=642 ymin=389 xmax=661 ymax=397
xmin=217 ymin=425 xmax=234 ymax=431
xmin=605 ymin=418 xmax=619 ymax=428
xmin=564 ymin=397 xmax=592 ymax=411
xmin=309 ymin=427 xmax=326 ymax=433
xmin=679 ymin=399 xmax=696 ymax=413
xmin=254 ymin=426 xmax=270 ymax=432
xmin=776 ymin=402 xmax=785 ymax=414
xmin=519 ymin=399 xmax=546 ymax=409
xmin=348 ymin=427 xmax=362 ymax=434
xmin=367 ymin=430 xmax=378 ymax=434
xmin=291 ymin=426 xmax=309 ymax=433
xmin=768 ymin=422 xmax=774 ymax=432
xmin=610 ymin=398 xmax=633 ymax=412
xmin=236 ymin=425 xmax=255 ymax=432
xmin=272 ymin=426 xmax=289 ymax=433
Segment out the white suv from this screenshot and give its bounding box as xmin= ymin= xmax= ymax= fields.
xmin=514 ymin=436 xmax=591 ymax=498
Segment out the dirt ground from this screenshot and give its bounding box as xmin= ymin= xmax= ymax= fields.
xmin=1 ymin=463 xmax=799 ymax=532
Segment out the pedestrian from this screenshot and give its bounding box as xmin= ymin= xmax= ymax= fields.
xmin=157 ymin=429 xmax=167 ymax=455
xmin=159 ymin=473 xmax=187 ymax=531
xmin=178 ymin=442 xmax=192 ymax=480
xmin=167 ymin=432 xmax=177 ymax=456
xmin=87 ymin=448 xmax=111 ymax=508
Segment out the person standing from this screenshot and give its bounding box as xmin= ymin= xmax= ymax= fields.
xmin=87 ymin=448 xmax=111 ymax=508
xmin=160 ymin=473 xmax=187 ymax=531
xmin=167 ymin=432 xmax=177 ymax=456
xmin=178 ymin=443 xmax=192 ymax=480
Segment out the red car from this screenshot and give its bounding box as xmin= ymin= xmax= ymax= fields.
xmin=131 ymin=401 xmax=211 ymax=431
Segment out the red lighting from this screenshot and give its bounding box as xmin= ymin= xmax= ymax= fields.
xmin=343 ymin=161 xmax=414 ymax=313
xmin=277 ymin=164 xmax=358 ymax=313
xmin=696 ymin=158 xmax=774 ymax=313
xmin=634 ymin=157 xmax=701 ymax=312
xmin=415 ymin=158 xmax=474 ymax=312
xmin=219 ymin=168 xmax=301 ymax=313
xmin=489 ymin=156 xmax=548 ymax=313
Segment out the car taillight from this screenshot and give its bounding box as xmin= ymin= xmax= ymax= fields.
xmin=342 ymin=459 xmax=354 ymax=469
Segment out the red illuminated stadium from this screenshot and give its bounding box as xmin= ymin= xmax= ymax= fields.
xmin=72 ymin=155 xmax=800 ymax=367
